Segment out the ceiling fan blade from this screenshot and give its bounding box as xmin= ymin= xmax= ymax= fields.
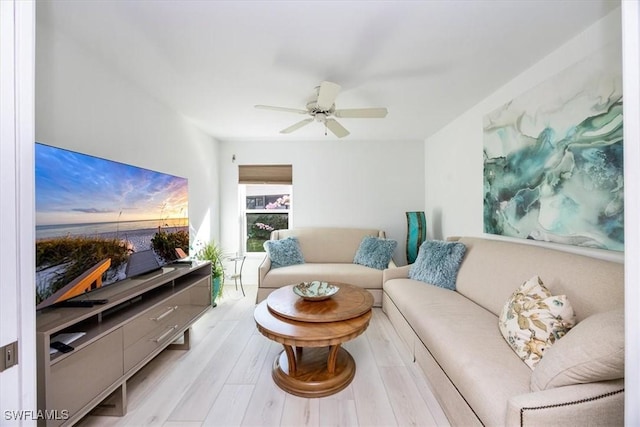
xmin=255 ymin=105 xmax=308 ymax=114
xmin=280 ymin=118 xmax=314 ymax=134
xmin=325 ymin=119 xmax=350 ymax=138
xmin=333 ymin=107 xmax=388 ymax=118
xmin=316 ymin=81 xmax=341 ymax=111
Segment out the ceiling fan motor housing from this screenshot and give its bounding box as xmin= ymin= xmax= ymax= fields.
xmin=306 ymin=100 xmax=335 ymax=118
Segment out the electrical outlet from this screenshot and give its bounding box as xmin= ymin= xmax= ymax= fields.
xmin=0 ymin=341 xmax=18 ymax=372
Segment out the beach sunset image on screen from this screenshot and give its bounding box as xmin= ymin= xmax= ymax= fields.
xmin=35 ymin=142 xmax=189 ymax=309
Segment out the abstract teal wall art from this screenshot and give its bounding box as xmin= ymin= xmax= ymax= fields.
xmin=483 ymin=43 xmax=623 ymax=251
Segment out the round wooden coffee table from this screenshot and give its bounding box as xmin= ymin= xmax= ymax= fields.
xmin=254 ymin=282 xmax=374 ymax=397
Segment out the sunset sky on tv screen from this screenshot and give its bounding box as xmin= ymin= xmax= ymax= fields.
xmin=35 ymin=143 xmax=188 ymax=227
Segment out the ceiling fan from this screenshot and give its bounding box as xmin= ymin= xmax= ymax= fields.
xmin=255 ymin=81 xmax=388 ymax=138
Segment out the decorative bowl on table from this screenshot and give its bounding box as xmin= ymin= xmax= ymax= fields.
xmin=293 ymin=281 xmax=339 ymax=301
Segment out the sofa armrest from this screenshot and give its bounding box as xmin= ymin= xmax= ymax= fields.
xmin=258 ymin=229 xmax=282 ymax=287
xmin=258 ymin=255 xmax=271 ymax=287
xmin=383 ymin=264 xmax=411 ymax=282
xmin=505 ymin=379 xmax=624 ymax=427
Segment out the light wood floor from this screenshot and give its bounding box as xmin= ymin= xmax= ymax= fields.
xmin=77 ymin=285 xmax=450 ymax=427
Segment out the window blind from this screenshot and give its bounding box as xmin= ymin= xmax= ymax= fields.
xmin=238 ymin=165 xmax=292 ymax=184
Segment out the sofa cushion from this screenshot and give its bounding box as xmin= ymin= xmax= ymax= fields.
xmin=353 ymin=236 xmax=397 ymax=270
xmin=261 ymin=263 xmax=384 ymax=289
xmin=530 ymin=308 xmax=624 ymax=391
xmin=499 ymin=276 xmax=576 ymax=369
xmin=453 ymin=237 xmax=624 ymax=321
xmin=263 ymin=237 xmax=305 ymax=269
xmin=271 ymin=228 xmax=381 ymax=263
xmin=408 ymin=240 xmax=466 ymax=290
xmin=383 ymin=278 xmax=531 ymax=424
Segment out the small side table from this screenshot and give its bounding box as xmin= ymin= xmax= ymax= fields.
xmin=226 ymin=255 xmax=246 ymax=297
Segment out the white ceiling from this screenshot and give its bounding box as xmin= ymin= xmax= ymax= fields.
xmin=37 ymin=0 xmax=620 ymax=142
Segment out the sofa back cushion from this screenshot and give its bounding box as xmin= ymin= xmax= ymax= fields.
xmin=530 ymin=308 xmax=624 ymax=391
xmin=453 ymin=237 xmax=624 ymax=321
xmin=271 ymin=227 xmax=383 ymax=263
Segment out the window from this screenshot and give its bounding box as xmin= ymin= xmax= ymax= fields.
xmin=238 ymin=165 xmax=293 ymax=253
xmin=241 ymin=185 xmax=291 ymax=253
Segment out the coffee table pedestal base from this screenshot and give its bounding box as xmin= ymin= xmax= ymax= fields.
xmin=272 ymin=346 xmax=355 ymax=398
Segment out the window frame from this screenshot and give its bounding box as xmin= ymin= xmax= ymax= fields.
xmin=239 ymin=184 xmax=292 ymax=254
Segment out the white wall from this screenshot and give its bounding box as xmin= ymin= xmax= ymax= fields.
xmin=35 ymin=16 xmax=221 ymax=248
xmin=219 ymin=139 xmax=425 ymax=283
xmin=425 ymin=8 xmax=624 ymax=263
xmin=621 ymin=2 xmax=640 ymax=424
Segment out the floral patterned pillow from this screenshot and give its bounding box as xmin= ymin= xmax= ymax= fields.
xmin=499 ymin=276 xmax=576 ymax=369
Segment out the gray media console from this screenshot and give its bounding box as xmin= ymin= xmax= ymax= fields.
xmin=36 ymin=261 xmax=212 ymax=427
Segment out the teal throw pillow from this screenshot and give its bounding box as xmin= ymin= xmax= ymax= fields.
xmin=409 ymin=240 xmax=466 ymax=290
xmin=264 ymin=237 xmax=305 ymax=269
xmin=353 ymin=236 xmax=397 ymax=270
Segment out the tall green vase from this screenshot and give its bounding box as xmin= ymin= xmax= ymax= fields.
xmin=211 ymin=276 xmax=221 ymax=307
xmin=406 ymin=211 xmax=427 ymax=264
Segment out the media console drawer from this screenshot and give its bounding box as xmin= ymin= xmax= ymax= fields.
xmin=123 ymin=305 xmax=208 ymax=372
xmin=123 ymin=291 xmax=190 ymax=348
xmin=49 ymin=329 xmax=123 ymax=425
xmin=124 ymin=319 xmax=186 ymax=372
xmin=122 ymin=288 xmax=208 ymax=372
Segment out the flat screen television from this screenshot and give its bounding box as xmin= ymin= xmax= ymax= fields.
xmin=35 ymin=142 xmax=189 ymax=310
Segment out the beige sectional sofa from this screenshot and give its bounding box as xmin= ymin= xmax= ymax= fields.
xmin=383 ymin=236 xmax=624 ymax=426
xmin=258 ymin=227 xmax=395 ymax=306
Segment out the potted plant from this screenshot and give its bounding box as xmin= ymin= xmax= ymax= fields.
xmin=195 ymin=241 xmax=225 ymax=307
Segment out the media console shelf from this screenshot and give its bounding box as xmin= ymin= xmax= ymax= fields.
xmin=36 ymin=261 xmax=212 ymax=427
